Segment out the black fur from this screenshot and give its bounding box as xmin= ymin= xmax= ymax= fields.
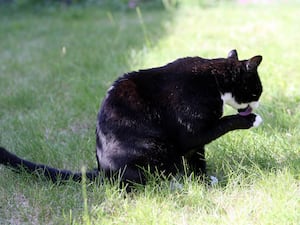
xmin=0 ymin=50 xmax=263 ymax=186
xmin=0 ymin=147 xmax=98 ymax=182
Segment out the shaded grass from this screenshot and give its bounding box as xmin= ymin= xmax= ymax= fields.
xmin=0 ymin=1 xmax=300 ymax=225
xmin=0 ymin=6 xmax=172 ymax=168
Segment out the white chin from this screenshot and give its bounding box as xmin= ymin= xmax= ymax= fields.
xmin=250 ymin=101 xmax=260 ymax=110
xmin=221 ymin=93 xmax=247 ymax=110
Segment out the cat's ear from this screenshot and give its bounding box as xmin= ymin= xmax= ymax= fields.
xmin=246 ymin=55 xmax=263 ymax=71
xmin=227 ymin=49 xmax=238 ymax=59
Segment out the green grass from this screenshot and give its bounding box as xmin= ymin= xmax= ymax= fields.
xmin=0 ymin=1 xmax=300 ymax=224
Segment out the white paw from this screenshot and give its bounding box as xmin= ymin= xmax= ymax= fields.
xmin=210 ymin=176 xmax=218 ymax=186
xmin=253 ymin=114 xmax=263 ymax=127
xmin=169 ymin=178 xmax=183 ymax=191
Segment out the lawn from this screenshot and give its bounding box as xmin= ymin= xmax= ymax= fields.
xmin=0 ymin=1 xmax=299 ymax=224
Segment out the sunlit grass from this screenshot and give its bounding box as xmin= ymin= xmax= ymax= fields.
xmin=0 ymin=1 xmax=299 ymax=224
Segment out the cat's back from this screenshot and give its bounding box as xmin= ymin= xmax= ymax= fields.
xmin=102 ymin=56 xmax=224 ymax=111
xmin=109 ymin=56 xmax=212 ymax=95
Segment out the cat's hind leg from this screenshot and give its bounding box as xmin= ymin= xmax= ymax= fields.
xmin=186 ymin=149 xmax=206 ymax=175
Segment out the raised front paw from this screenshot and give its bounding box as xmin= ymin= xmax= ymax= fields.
xmin=241 ymin=113 xmax=263 ymax=128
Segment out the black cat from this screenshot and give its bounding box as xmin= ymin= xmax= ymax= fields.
xmin=0 ymin=50 xmax=263 ymax=186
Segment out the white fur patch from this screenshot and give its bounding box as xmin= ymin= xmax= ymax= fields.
xmin=221 ymin=92 xmax=247 ymax=110
xmin=107 ymin=85 xmax=114 ymax=93
xmin=221 ymin=92 xmax=260 ymax=111
xmin=250 ymin=101 xmax=259 ymax=110
xmin=169 ymin=177 xmax=184 ymax=191
xmin=104 ymin=85 xmax=115 ymax=100
xmin=210 ymin=176 xmax=219 ymax=186
xmin=96 ymin=129 xmax=120 ymax=170
xmin=253 ymin=114 xmax=263 ymax=127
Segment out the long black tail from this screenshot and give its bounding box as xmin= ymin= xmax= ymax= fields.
xmin=0 ymin=147 xmax=99 ymax=183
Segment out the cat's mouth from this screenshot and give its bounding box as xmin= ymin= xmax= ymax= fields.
xmin=238 ymin=105 xmax=253 ymax=116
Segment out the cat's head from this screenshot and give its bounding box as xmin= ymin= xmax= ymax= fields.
xmin=221 ymin=49 xmax=263 ymax=116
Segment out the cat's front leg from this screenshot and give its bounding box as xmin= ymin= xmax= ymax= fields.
xmin=204 ymin=113 xmax=262 ymax=144
xmin=224 ymin=113 xmax=262 ymax=129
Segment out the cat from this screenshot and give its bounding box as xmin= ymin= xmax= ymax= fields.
xmin=0 ymin=49 xmax=263 ymax=187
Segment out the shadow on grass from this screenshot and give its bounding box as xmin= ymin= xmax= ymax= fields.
xmin=0 ymin=5 xmax=174 ymax=96
xmin=0 ymin=4 xmax=175 ymax=166
xmin=0 ymin=4 xmax=174 ymax=110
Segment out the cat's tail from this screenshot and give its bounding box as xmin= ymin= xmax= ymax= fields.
xmin=0 ymin=146 xmax=99 ymax=183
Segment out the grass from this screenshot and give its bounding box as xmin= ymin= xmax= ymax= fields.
xmin=0 ymin=1 xmax=299 ymax=224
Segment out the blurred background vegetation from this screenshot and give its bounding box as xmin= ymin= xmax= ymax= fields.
xmin=0 ymin=0 xmax=235 ymax=10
